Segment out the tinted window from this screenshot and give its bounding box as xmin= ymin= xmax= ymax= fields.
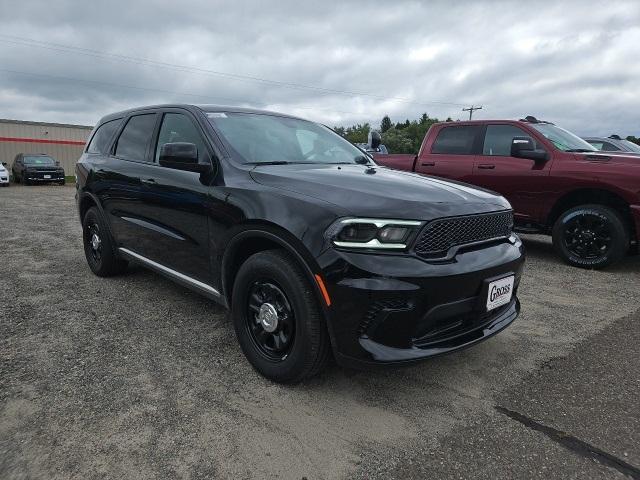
xmin=621 ymin=140 xmax=640 ymax=153
xmin=599 ymin=141 xmax=621 ymax=151
xmin=23 ymin=156 xmax=55 ymax=165
xmin=208 ymin=112 xmax=366 ymax=164
xmin=483 ymin=124 xmax=532 ymax=156
xmin=432 ymin=126 xmax=480 ymax=155
xmin=115 ymin=114 xmax=157 ymax=161
xmin=87 ymin=119 xmax=122 ymax=154
xmin=155 ymin=113 xmax=208 ymax=163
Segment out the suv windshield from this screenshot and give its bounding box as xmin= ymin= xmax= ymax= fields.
xmin=23 ymin=156 xmax=56 ymax=165
xmin=530 ymin=124 xmax=596 ymax=152
xmin=621 ymin=139 xmax=640 ymax=153
xmin=207 ymin=112 xmax=370 ymax=165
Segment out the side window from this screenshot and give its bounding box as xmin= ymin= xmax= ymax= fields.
xmin=115 ymin=114 xmax=157 ymax=162
xmin=87 ymin=119 xmax=122 ymax=154
xmin=600 ymin=141 xmax=621 ymax=151
xmin=483 ymin=124 xmax=533 ymax=156
xmin=155 ymin=113 xmax=209 ymax=163
xmin=432 ymin=126 xmax=480 ymax=155
xmin=588 ymin=141 xmax=604 ymax=150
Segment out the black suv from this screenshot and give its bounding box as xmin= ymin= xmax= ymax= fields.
xmin=76 ymin=104 xmax=525 ymax=383
xmin=12 ymin=153 xmax=66 ymax=185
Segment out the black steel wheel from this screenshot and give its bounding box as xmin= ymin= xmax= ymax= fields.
xmin=246 ymin=281 xmax=296 ymax=360
xmin=82 ymin=206 xmax=128 ymax=277
xmin=232 ymin=249 xmax=331 ymax=383
xmin=552 ymin=204 xmax=628 ymax=269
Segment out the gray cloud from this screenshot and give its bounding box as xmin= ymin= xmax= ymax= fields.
xmin=0 ymin=0 xmax=638 ymax=136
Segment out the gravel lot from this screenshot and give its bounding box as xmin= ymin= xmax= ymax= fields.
xmin=1 ymin=185 xmax=639 ymax=480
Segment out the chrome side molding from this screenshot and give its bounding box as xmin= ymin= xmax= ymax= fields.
xmin=118 ymin=247 xmax=221 ymax=298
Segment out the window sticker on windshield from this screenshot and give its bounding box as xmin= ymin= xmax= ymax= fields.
xmin=207 ymin=112 xmax=227 ymax=118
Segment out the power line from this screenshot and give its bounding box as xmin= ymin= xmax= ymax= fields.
xmin=0 ymin=34 xmax=472 ymax=108
xmin=0 ymin=67 xmax=366 ymax=117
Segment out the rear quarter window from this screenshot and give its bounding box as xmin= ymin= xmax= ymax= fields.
xmin=87 ymin=119 xmax=122 ymax=154
xmin=431 ymin=126 xmax=480 ymax=155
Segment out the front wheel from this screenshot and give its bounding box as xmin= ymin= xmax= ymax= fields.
xmin=231 ymin=250 xmax=331 ymax=383
xmin=552 ymin=204 xmax=628 ymax=269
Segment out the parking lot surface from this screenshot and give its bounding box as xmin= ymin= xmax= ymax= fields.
xmin=1 ymin=185 xmax=639 ymax=480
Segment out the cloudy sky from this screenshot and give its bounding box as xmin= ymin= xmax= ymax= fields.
xmin=0 ymin=0 xmax=638 ymax=136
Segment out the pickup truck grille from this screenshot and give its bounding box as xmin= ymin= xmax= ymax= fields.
xmin=413 ymin=211 xmax=513 ymax=258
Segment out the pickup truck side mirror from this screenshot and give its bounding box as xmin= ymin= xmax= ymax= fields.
xmin=159 ymin=142 xmax=210 ymax=173
xmin=370 ymin=131 xmax=382 ymax=150
xmin=511 ymin=136 xmax=548 ymax=162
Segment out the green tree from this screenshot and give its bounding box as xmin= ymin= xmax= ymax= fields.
xmin=344 ymin=123 xmax=370 ymax=144
xmin=381 ymin=127 xmax=414 ymax=154
xmin=380 ymin=115 xmax=392 ymax=133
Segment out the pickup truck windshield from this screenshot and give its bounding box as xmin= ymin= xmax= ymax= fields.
xmin=23 ymin=156 xmax=56 ymax=165
xmin=208 ymin=112 xmax=369 ymax=165
xmin=531 ymin=124 xmax=596 ymax=152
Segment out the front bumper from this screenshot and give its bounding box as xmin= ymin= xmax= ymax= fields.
xmin=318 ymin=235 xmax=525 ymax=368
xmin=25 ymin=172 xmax=65 ymax=182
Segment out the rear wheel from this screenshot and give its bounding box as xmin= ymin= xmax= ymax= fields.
xmin=82 ymin=207 xmax=128 ymax=277
xmin=552 ymin=204 xmax=628 ymax=269
xmin=231 ymin=250 xmax=331 ymax=383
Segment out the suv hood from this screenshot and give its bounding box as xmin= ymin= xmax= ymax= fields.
xmin=250 ymin=164 xmax=510 ymax=220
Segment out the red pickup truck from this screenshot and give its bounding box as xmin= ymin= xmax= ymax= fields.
xmin=373 ymin=116 xmax=640 ymax=269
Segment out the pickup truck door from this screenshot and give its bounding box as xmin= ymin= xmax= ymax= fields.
xmin=472 ymin=124 xmax=552 ymax=223
xmin=414 ymin=124 xmax=480 ymax=183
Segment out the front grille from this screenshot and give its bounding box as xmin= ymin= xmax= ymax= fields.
xmin=414 ymin=211 xmax=513 ymax=258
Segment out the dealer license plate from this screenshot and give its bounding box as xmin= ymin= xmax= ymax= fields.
xmin=486 ymin=275 xmax=514 ymax=311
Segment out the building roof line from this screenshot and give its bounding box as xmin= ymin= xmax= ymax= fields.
xmin=0 ymin=118 xmax=93 ymax=130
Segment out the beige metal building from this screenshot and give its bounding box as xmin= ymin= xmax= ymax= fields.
xmin=0 ymin=118 xmax=93 ymax=178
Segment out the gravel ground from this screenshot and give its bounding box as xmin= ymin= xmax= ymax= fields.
xmin=1 ymin=185 xmax=639 ymax=480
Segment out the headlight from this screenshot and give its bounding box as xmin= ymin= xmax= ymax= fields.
xmin=327 ymin=218 xmax=423 ymax=249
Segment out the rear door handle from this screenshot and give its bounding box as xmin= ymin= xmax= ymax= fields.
xmin=421 ymin=162 xmax=435 ymax=167
xmin=477 ymin=164 xmax=495 ymax=169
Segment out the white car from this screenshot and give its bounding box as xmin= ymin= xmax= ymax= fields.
xmin=0 ymin=162 xmax=9 ymax=186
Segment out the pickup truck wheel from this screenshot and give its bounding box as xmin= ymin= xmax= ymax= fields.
xmin=82 ymin=207 xmax=128 ymax=277
xmin=552 ymin=204 xmax=628 ymax=269
xmin=232 ymin=250 xmax=331 ymax=383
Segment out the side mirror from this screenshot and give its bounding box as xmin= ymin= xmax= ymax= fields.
xmin=370 ymin=131 xmax=382 ymax=150
xmin=511 ymin=136 xmax=548 ymax=162
xmin=55 ymin=160 xmax=60 ymax=166
xmin=1 ymin=162 xmax=6 ymax=167
xmin=159 ymin=142 xmax=210 ymax=173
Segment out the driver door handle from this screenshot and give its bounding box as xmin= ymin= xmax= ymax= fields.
xmin=421 ymin=162 xmax=435 ymax=167
xmin=477 ymin=164 xmax=495 ymax=169
xmin=141 ymin=178 xmax=156 ymax=185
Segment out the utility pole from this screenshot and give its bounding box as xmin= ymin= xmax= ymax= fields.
xmin=462 ymin=105 xmax=482 ymax=120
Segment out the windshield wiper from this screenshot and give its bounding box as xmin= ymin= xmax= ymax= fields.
xmin=247 ymin=161 xmax=295 ymax=165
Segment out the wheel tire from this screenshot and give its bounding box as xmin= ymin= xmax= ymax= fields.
xmin=23 ymin=177 xmax=29 ymax=186
xmin=82 ymin=206 xmax=128 ymax=277
xmin=13 ymin=173 xmax=20 ymax=184
xmin=552 ymin=204 xmax=628 ymax=269
xmin=60 ymin=179 xmax=66 ymax=186
xmin=231 ymin=249 xmax=331 ymax=383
